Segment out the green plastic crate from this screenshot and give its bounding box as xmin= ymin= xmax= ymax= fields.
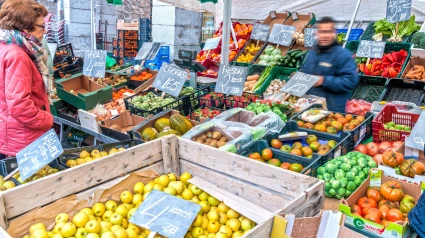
xmin=254 ymin=66 xmax=297 ymax=95
xmin=360 ymin=22 xmax=413 ymax=43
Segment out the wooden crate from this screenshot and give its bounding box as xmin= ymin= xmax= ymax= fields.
xmin=0 ymin=135 xmax=324 ymax=234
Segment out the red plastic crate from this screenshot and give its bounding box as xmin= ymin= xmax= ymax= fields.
xmin=372 ymin=105 xmax=419 ymax=142
xmin=197 ymin=59 xmax=219 ymax=79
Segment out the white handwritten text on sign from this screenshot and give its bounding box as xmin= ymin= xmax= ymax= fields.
xmin=215 ymin=65 xmax=248 ymax=96
xmin=153 ymin=63 xmax=188 ymax=97
xmin=83 ymin=50 xmax=107 ymax=78
xmin=251 ymin=23 xmax=270 ymax=42
xmin=386 ymin=0 xmax=412 ymax=23
xmin=304 ymin=28 xmax=317 ymax=48
xmin=356 ymin=40 xmax=386 ymax=59
xmin=280 ymin=72 xmax=320 ymax=97
xmin=268 ymin=24 xmax=296 ymax=46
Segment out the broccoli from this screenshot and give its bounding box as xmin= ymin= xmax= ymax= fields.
xmin=419 ymin=38 xmax=425 ymax=49
xmin=411 ymin=32 xmax=425 ymax=46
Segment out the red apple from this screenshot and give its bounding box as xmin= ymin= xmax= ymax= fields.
xmin=392 ymin=141 xmax=403 ymax=148
xmin=355 ymin=144 xmax=368 ymax=155
xmin=373 ymin=154 xmax=383 ymax=164
xmin=379 ymin=142 xmax=392 ymax=154
xmin=365 ymin=142 xmax=379 ymax=157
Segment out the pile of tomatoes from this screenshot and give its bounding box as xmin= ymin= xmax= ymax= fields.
xmin=130 ymin=71 xmax=154 ymax=81
xmin=351 ymin=181 xmax=416 ymax=226
xmin=112 ymin=88 xmax=134 ymax=101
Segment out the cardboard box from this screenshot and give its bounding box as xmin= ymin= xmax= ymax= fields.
xmin=117 ymin=20 xmax=139 ymax=30
xmin=101 ymin=111 xmax=147 ymax=141
xmin=339 ymin=169 xmax=422 ymax=238
xmin=284 ymin=12 xmax=316 ymax=32
xmin=401 ymin=56 xmax=425 ymax=81
xmin=56 ymin=74 xmax=113 ymax=110
xmin=397 ymin=141 xmax=425 ymax=163
xmin=131 ymin=109 xmax=200 ymax=140
xmin=263 ymin=11 xmax=290 ymax=32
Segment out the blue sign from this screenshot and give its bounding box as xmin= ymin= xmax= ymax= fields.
xmin=129 ymin=190 xmax=201 ymax=238
xmin=16 ymin=129 xmax=63 ymax=181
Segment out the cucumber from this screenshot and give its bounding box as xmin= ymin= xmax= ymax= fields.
xmin=291 ymin=59 xmax=297 ymax=64
xmin=291 ymin=50 xmax=303 ymax=57
xmin=294 ymin=51 xmax=309 ymax=59
xmin=288 ymin=63 xmax=294 ymax=68
xmin=286 ymin=49 xmax=302 ymax=55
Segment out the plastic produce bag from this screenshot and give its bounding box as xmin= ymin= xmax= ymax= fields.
xmin=345 ymin=99 xmax=372 ymax=116
xmin=106 ymin=55 xmax=117 ymax=68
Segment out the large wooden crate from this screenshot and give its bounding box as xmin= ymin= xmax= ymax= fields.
xmin=0 ymin=135 xmax=324 ymax=234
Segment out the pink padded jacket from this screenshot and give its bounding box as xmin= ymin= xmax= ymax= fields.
xmin=0 ymin=44 xmax=53 ymax=156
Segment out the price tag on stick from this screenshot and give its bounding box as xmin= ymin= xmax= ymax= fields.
xmin=153 ymin=63 xmax=187 ymax=97
xmin=304 ymin=28 xmax=317 ymax=48
xmin=135 ymin=42 xmax=161 ymax=61
xmin=83 ymin=50 xmax=107 ymax=78
xmin=129 ymin=190 xmax=201 ymax=238
xmin=280 ymin=72 xmax=320 ymax=97
xmin=16 ymin=129 xmax=63 ymax=181
xmin=203 ymin=38 xmax=221 ymax=51
xmin=268 ymin=24 xmax=296 ymax=46
xmin=386 ymin=0 xmax=412 ymax=23
xmin=356 ymin=40 xmax=386 ymax=59
xmin=251 ymin=23 xmax=270 ymax=42
xmin=215 ymin=65 xmax=248 ymax=96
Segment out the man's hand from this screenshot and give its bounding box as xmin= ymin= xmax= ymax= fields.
xmin=313 ymin=76 xmax=324 ymax=87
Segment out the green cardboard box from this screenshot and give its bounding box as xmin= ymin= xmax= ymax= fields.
xmin=339 ymin=168 xmax=422 ymax=238
xmin=56 ymin=73 xmax=112 ymax=110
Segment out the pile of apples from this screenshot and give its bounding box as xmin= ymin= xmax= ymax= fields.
xmin=0 ymin=175 xmax=16 ymax=191
xmin=355 ymin=141 xmax=403 ymax=165
xmin=13 ymin=165 xmax=60 ymax=184
xmin=270 ymin=136 xmax=337 ymax=158
xmin=23 ymin=172 xmax=255 ymax=238
xmin=351 ymin=181 xmax=415 ymax=226
xmin=65 ymin=148 xmax=124 ymax=168
xmin=296 ymin=113 xmax=365 ymax=134
xmin=247 ymin=147 xmax=304 ymax=173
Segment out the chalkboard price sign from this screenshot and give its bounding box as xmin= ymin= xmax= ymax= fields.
xmin=135 ymin=42 xmax=161 ymax=61
xmin=405 ymin=110 xmax=425 ymax=151
xmin=203 ymin=37 xmax=221 ymax=51
xmin=153 ymin=63 xmax=187 ymax=97
xmin=215 ymin=65 xmax=248 ymax=96
xmin=83 ymin=50 xmax=107 ymax=78
xmin=280 ymin=72 xmax=320 ymax=97
xmin=268 ymin=24 xmax=296 ymax=46
xmin=304 ymin=28 xmax=317 ymax=48
xmin=386 ymin=0 xmax=412 ymax=23
xmin=129 ymin=190 xmax=201 ymax=238
xmin=356 ymin=40 xmax=386 ymax=59
xmin=251 ymin=23 xmax=270 ymax=42
xmin=16 ymin=129 xmax=63 ymax=181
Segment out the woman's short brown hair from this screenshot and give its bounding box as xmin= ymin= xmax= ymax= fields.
xmin=0 ymin=0 xmax=48 ymax=32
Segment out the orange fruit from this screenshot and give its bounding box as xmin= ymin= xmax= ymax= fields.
xmin=268 ymin=159 xmax=282 ymax=167
xmin=334 ymin=113 xmax=344 ymax=119
xmin=261 ymin=149 xmax=273 ymax=161
xmin=289 ymin=163 xmax=304 ymax=173
xmin=290 ymin=149 xmax=303 ymax=156
xmin=345 ymin=114 xmax=353 ymax=122
xmin=322 ymin=121 xmax=332 ymax=128
xmin=356 ymin=116 xmax=365 ymax=122
xmin=314 ymin=125 xmax=326 ymax=132
xmin=303 ymin=123 xmax=314 ymax=129
xmin=337 ymin=118 xmax=348 ymax=125
xmin=248 ymin=152 xmax=261 ymax=160
xmin=292 ymin=142 xmax=303 ymax=150
xmin=301 ymin=147 xmax=313 ymax=157
xmin=351 ymin=119 xmax=360 ymax=127
xmin=331 ymin=121 xmax=343 ymax=132
xmin=280 ymin=162 xmax=290 ymax=169
xmin=270 ymin=139 xmax=283 ymax=149
xmin=297 ymin=121 xmax=305 ymax=127
xmin=344 ymin=123 xmax=355 ymax=130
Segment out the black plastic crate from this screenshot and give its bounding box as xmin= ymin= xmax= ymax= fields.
xmin=292 ymin=104 xmax=373 ymax=152
xmin=124 ymin=89 xmax=186 ymax=117
xmin=383 ymin=78 xmax=425 ymax=106
xmin=224 ymin=92 xmax=263 ymax=109
xmin=351 ymin=76 xmax=388 ymax=102
xmin=58 ymin=140 xmax=139 ymax=168
xmin=188 ymin=107 xmax=224 ymax=122
xmin=2 ymin=157 xmax=66 ymax=184
xmin=181 ymin=86 xmax=210 ymax=116
xmin=238 ymin=140 xmax=322 ymax=176
xmin=199 ymin=92 xmax=225 ymax=108
xmin=0 ymin=160 xmax=20 ymax=187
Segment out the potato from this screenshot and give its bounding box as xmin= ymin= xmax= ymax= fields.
xmin=191 ymin=138 xmax=197 ymax=142
xmin=205 ymin=138 xmax=212 ymax=143
xmin=209 ymin=141 xmax=218 ymax=148
xmin=201 ymin=134 xmax=207 ymax=140
xmin=196 ymin=138 xmax=204 ymax=143
xmin=210 ymin=139 xmax=218 ymax=144
xmin=206 ymin=131 xmax=212 ymax=138
xmin=212 ymin=131 xmax=222 ymax=140
xmin=217 ymin=141 xmax=226 ymax=148
xmin=219 ymin=137 xmax=228 ymax=142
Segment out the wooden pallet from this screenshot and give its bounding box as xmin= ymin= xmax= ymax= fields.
xmin=0 ymin=135 xmax=324 ymax=236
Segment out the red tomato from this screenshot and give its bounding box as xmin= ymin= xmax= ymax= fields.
xmin=355 ymin=144 xmax=368 ymax=155
xmin=366 ymin=142 xmax=379 ymax=157
xmin=365 ymin=208 xmax=382 ymax=220
xmin=350 ymin=204 xmax=363 ymax=216
xmin=386 ymin=209 xmax=404 ymax=222
xmin=364 ymin=213 xmax=381 ymax=224
xmin=358 ymin=197 xmax=378 ymax=210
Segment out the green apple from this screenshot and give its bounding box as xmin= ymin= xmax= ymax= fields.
xmin=207 ymin=196 xmax=219 ymax=206
xmin=199 ymin=192 xmax=209 ymax=201
xmin=189 ymin=184 xmax=203 ymax=195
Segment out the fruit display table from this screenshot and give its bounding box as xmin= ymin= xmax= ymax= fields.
xmin=0 ymin=135 xmax=323 ymax=234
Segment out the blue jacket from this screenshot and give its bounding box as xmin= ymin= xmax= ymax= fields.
xmin=300 ymin=43 xmax=359 ymax=112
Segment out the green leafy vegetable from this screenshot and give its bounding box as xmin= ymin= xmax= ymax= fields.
xmin=372 ymin=15 xmax=420 ymax=42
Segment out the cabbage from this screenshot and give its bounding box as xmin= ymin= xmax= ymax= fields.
xmin=271 ymin=48 xmax=282 ymax=56
xmin=259 ymin=54 xmax=268 ymax=61
xmin=274 ymin=55 xmax=283 ymax=61
xmin=258 ymin=60 xmax=268 ymax=65
xmin=267 ymin=62 xmax=276 ymax=67
xmin=264 ymin=46 xmax=274 ymax=55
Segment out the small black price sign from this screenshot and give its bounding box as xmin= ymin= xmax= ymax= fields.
xmin=153 ymin=63 xmax=187 ymax=97
xmin=129 ymin=190 xmax=201 ymax=238
xmin=386 ymin=0 xmax=412 ymax=23
xmin=251 ymin=23 xmax=270 ymax=42
xmin=203 ymin=38 xmax=221 ymax=51
xmin=83 ymin=50 xmax=107 ymax=78
xmin=268 ymin=24 xmax=296 ymax=46
xmin=304 ymin=28 xmax=317 ymax=48
xmin=135 ymin=42 xmax=161 ymax=61
xmin=280 ymin=72 xmax=320 ymax=97
xmin=215 ymin=65 xmax=248 ymax=96
xmin=405 ymin=111 xmax=425 ymax=151
xmin=356 ymin=40 xmax=386 ymax=59
xmin=16 ymin=129 xmax=63 ymax=181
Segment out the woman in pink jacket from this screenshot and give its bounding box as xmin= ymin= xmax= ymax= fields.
xmin=0 ymin=0 xmax=53 ymax=157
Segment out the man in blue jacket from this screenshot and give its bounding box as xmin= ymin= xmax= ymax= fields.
xmin=301 ymin=17 xmax=359 ymax=112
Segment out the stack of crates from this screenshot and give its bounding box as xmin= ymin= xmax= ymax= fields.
xmin=139 ymin=18 xmax=152 ymax=46
xmin=144 ymin=46 xmax=171 ymax=70
xmin=113 ymin=30 xmax=139 ymax=65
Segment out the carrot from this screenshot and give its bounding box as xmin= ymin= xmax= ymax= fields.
xmin=247 ymin=75 xmax=260 ymax=82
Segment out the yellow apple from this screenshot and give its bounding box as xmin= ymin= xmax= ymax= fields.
xmin=91 ymin=150 xmax=101 ymax=158
xmin=118 ymin=147 xmax=125 ymax=152
xmin=219 ymin=225 xmax=232 ymax=237
xmin=169 ymin=181 xmax=184 ymax=195
xmin=127 ymin=224 xmax=141 ymax=235
xmin=92 ymin=203 xmax=106 ymax=217
xmin=105 ymin=200 xmax=118 ymax=211
xmin=31 ymin=229 xmax=49 ymax=238
xmin=218 ymin=213 xmax=228 ymax=225
xmin=215 ymin=232 xmax=228 ymax=238
xmin=143 ymin=192 xmax=150 ymax=200
xmin=102 ymin=210 xmax=114 ymax=222
xmin=217 ymin=202 xmax=229 ymax=213
xmin=126 ymin=228 xmax=138 ymax=238
xmin=100 ymin=151 xmax=109 ymax=157
xmin=163 ymin=187 xmax=177 ymax=196
xmin=79 ymin=150 xmax=90 ymax=159
xmin=85 ymin=220 xmax=101 ymax=234
xmin=111 ymin=225 xmax=124 ymax=232
xmin=207 ymin=210 xmax=219 ymax=222
xmin=231 ymin=231 xmax=244 ymax=238
xmin=199 ymin=201 xmax=211 ymax=213
xmin=122 ymin=218 xmax=128 ymax=229
xmin=199 ymin=192 xmax=209 ymax=201
xmin=100 ymin=221 xmax=112 ymax=230
xmin=73 ymin=212 xmax=90 ymax=228
xmin=182 ymin=189 xmax=194 ymax=200
xmin=120 ymin=191 xmax=133 ymax=204
xmin=168 ymin=173 xmax=177 ymax=181
xmin=191 ymin=196 xmax=201 ymax=204
xmin=61 ymin=223 xmax=77 ymax=237
xmin=114 ymin=205 xmax=129 ymax=218
xmin=122 ymin=203 xmax=134 ymax=211
xmin=133 ymin=182 xmax=144 ymax=195
xmin=127 ymin=208 xmax=136 ymax=220
xmin=144 ymin=182 xmax=155 ymax=194
xmin=112 ymin=227 xmax=127 ymax=238
xmin=52 ymin=234 xmax=64 ymax=238
xmin=152 ymin=184 xmax=164 ymax=191
xmin=202 ymin=215 xmax=209 ymax=229
xmin=89 ymin=215 xmax=97 ymax=221
xmin=85 ymin=157 xmax=94 ymax=162
xmin=192 ymin=227 xmax=204 ymax=238
xmin=100 ymin=231 xmax=116 ymax=238
xmin=207 ymin=234 xmax=216 ymax=238
xmin=207 ymin=196 xmax=219 ymax=206
xmin=192 ymin=214 xmax=203 ymax=227
xmin=157 ymin=175 xmax=171 ymax=187
xmin=210 ymin=207 xmax=218 ymax=212
xmin=30 ymin=223 xmax=46 ymax=234
xmin=180 ymin=172 xmax=192 ymax=185
xmin=110 ymin=214 xmax=123 ymax=226
xmin=189 ymin=185 xmax=203 ymax=195
xmin=75 ymin=228 xmax=88 ymax=238
xmin=87 ymin=234 xmax=100 ymax=238
xmin=241 ymin=218 xmax=254 ymax=231
xmin=207 ymin=220 xmax=220 ymax=233
xmin=52 ymin=222 xmax=65 ymax=234
xmin=55 ymin=213 xmax=70 ymax=223
xmin=109 ymin=148 xmax=119 ymax=155
xmin=226 ymin=209 xmax=239 ymax=219
xmin=76 ymin=158 xmax=86 ymax=165
xmin=227 ymin=219 xmax=240 ymax=232
xmin=65 ymin=160 xmax=76 ymax=167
